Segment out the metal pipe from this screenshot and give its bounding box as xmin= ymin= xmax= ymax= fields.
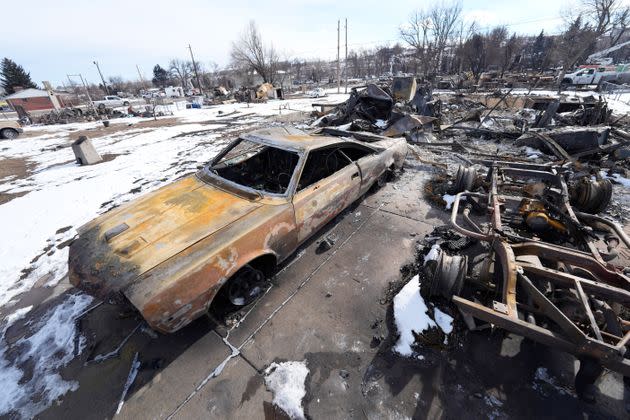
xmin=450 ymin=192 xmax=492 ymax=241
xmin=575 ymin=211 xmax=630 ymax=249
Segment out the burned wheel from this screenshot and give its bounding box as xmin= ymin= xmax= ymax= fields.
xmin=428 ymin=252 xmax=468 ymax=299
xmin=0 ymin=128 xmax=18 ymax=139
xmin=377 ymin=171 xmax=390 ymax=187
xmin=371 ymin=169 xmax=393 ymax=192
xmin=449 ymin=165 xmax=477 ymax=194
xmin=570 ymin=178 xmax=612 ymax=214
xmin=226 ymin=264 xmax=266 ymax=306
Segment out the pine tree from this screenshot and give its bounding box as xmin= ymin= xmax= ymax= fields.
xmin=152 ymin=65 xmax=169 ymax=88
xmin=531 ymin=30 xmax=545 ymax=70
xmin=0 ymin=58 xmax=38 ymax=95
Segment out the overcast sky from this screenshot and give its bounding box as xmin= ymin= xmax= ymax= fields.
xmin=1 ymin=0 xmax=623 ymax=86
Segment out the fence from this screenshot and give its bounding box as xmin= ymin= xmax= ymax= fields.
xmin=601 ymin=81 xmax=630 ymax=105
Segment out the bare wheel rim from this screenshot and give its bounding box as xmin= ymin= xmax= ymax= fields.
xmin=227 ymin=266 xmax=265 ymax=306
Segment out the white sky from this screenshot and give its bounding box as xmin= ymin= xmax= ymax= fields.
xmin=1 ymin=0 xmax=626 ymax=86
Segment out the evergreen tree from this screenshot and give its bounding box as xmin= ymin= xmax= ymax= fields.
xmin=531 ymin=30 xmax=545 ymax=70
xmin=0 ymin=58 xmax=37 ymax=94
xmin=152 ymin=65 xmax=169 ymax=87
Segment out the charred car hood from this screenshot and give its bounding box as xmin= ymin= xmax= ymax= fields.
xmin=69 ymin=175 xmax=262 ymax=298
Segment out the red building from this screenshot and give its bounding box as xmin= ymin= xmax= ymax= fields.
xmin=4 ymin=88 xmax=66 ymax=112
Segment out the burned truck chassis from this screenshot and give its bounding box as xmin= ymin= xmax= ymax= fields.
xmin=433 ymin=161 xmax=630 ymax=389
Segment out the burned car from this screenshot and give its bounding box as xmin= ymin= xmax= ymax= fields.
xmin=69 ymin=127 xmax=407 ymax=332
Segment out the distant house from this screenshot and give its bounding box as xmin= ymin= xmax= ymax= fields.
xmin=4 ymin=88 xmax=66 ymax=112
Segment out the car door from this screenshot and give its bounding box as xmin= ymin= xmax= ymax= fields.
xmin=292 ymin=147 xmax=361 ymax=243
xmin=338 ymin=144 xmax=383 ymax=196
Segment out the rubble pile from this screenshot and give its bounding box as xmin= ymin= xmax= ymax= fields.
xmin=317 ymin=76 xmax=630 ymax=401
xmin=33 ymin=107 xmax=127 ymax=125
xmin=312 ymin=77 xmax=440 ymax=138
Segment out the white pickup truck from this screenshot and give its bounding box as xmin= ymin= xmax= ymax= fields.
xmin=562 ymin=66 xmax=630 ymax=87
xmin=93 ymin=95 xmax=131 ymax=109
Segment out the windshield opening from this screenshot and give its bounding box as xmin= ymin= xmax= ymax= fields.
xmin=211 ymin=139 xmax=299 ymax=195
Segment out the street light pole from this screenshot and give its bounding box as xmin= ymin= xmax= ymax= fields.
xmin=93 ymin=61 xmax=109 ymax=94
xmin=337 ymin=20 xmax=341 ymax=94
xmin=68 ymin=73 xmax=98 ymax=116
xmin=188 ymin=44 xmax=204 ymax=96
xmin=136 ymin=64 xmax=148 ymax=90
xmin=345 ymin=18 xmax=348 ymax=94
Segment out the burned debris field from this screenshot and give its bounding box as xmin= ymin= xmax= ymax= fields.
xmin=3 ymin=0 xmax=630 ymax=418
xmin=0 ymin=78 xmax=629 ymax=419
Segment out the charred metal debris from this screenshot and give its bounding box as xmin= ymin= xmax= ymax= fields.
xmin=315 ymin=78 xmax=630 ymax=400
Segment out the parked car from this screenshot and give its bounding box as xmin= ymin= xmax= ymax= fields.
xmin=69 ymin=127 xmax=407 ymax=333
xmin=93 ymin=95 xmax=130 ymax=109
xmin=0 ymin=120 xmax=23 ymax=139
xmin=307 ymin=87 xmax=327 ymax=98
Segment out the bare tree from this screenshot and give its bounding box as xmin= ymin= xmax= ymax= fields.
xmin=400 ymin=10 xmax=433 ymax=76
xmin=400 ymin=1 xmax=463 ymax=77
xmin=169 ymin=59 xmax=193 ymax=89
xmin=231 ymin=21 xmax=279 ymax=84
xmin=485 ymin=26 xmax=508 ymax=71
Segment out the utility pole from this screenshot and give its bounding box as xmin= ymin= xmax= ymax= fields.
xmin=93 ymin=61 xmax=109 ymax=94
xmin=136 ymin=64 xmax=148 ymax=90
xmin=344 ymin=18 xmax=348 ymax=94
xmin=188 ymin=44 xmax=204 ymax=96
xmin=68 ymin=73 xmax=98 ymax=116
xmin=337 ymin=20 xmax=341 ymax=93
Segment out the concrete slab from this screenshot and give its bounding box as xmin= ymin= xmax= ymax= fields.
xmin=362 ymin=165 xmax=449 ymax=226
xmin=118 ymin=331 xmax=231 ymax=419
xmin=214 ymin=202 xmax=374 ymax=348
xmin=233 ymin=207 xmax=424 ymax=419
xmin=170 ymin=356 xmax=266 ymax=419
xmin=240 ymin=208 xmax=421 ymax=369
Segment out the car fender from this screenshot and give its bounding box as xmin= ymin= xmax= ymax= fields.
xmin=124 ymin=205 xmax=294 ymax=333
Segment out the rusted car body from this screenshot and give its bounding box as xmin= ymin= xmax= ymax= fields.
xmin=69 ymin=127 xmax=406 ymax=332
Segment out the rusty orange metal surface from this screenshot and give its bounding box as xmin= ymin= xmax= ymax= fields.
xmin=69 ymin=131 xmax=407 ymax=333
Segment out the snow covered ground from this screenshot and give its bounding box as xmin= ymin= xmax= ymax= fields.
xmin=0 ymin=94 xmax=347 ymax=418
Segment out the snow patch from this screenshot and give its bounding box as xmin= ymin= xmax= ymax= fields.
xmin=2 ymin=306 xmax=33 ymax=333
xmin=442 ymin=194 xmax=457 ymax=210
xmin=0 ymin=293 xmax=93 ymax=418
xmin=264 ymin=360 xmax=309 ymax=420
xmin=392 ymin=275 xmax=436 ymax=356
xmin=433 ymin=308 xmax=454 ymax=334
xmin=393 ymin=275 xmax=455 ymax=356
xmin=375 ymin=119 xmax=388 ymax=128
xmin=525 ymin=146 xmax=544 ymax=160
xmin=600 ymin=170 xmax=630 ymax=188
xmin=423 ymin=244 xmax=441 ymax=266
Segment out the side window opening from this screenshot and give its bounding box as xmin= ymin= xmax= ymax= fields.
xmin=298 ymin=148 xmax=353 ymax=191
xmin=338 ymin=146 xmax=373 ymax=161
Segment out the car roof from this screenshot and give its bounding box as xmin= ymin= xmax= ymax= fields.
xmin=241 ymin=127 xmax=357 ymax=152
